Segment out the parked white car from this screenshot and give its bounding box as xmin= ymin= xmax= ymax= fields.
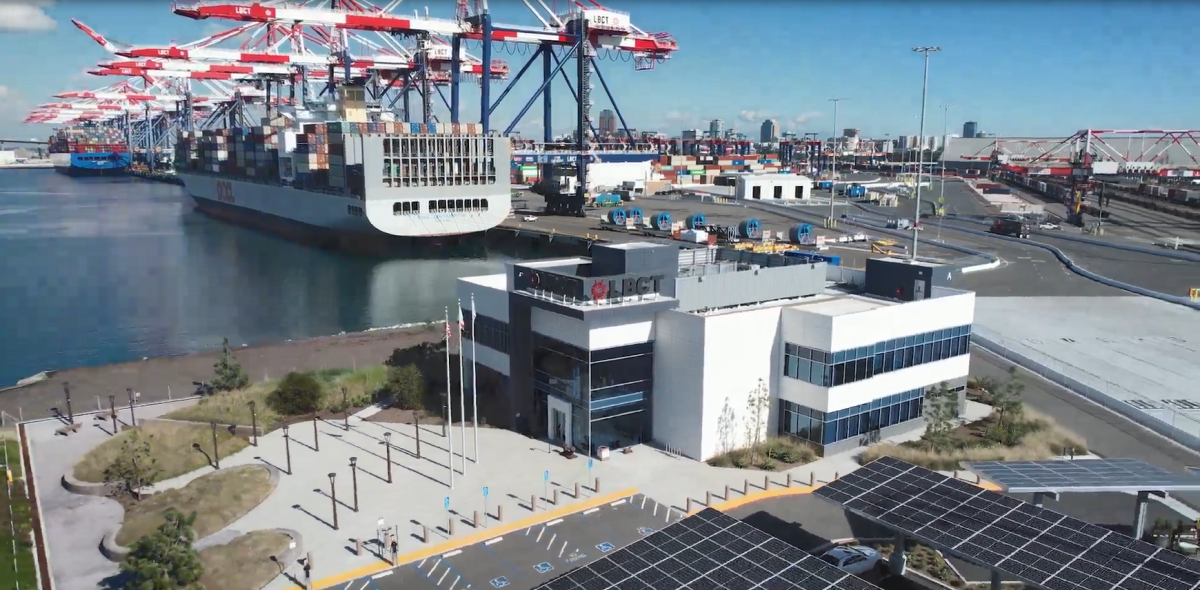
xmin=523 ymin=215 xmax=539 ymax=222
xmin=1037 ymin=221 xmax=1061 ymax=230
xmin=819 ymin=546 xmax=888 ymax=576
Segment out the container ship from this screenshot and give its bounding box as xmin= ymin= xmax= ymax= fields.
xmin=48 ymin=125 xmax=131 ymax=177
xmin=174 ymin=90 xmax=512 ymax=251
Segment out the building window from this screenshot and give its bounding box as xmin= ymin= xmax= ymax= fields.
xmin=347 ymin=205 xmax=365 ymax=217
xmin=779 ymin=388 xmax=926 ymax=448
xmin=533 ymin=335 xmax=589 ymax=402
xmin=462 ymin=310 xmax=509 ymax=354
xmin=783 ymin=325 xmax=972 ymax=387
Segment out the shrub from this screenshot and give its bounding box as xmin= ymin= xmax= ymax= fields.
xmin=731 ymin=451 xmax=752 ymax=469
xmin=759 ymin=458 xmax=778 ymax=471
xmin=386 ymin=364 xmax=426 ymax=410
xmin=267 ymin=372 xmax=325 ymax=415
xmin=212 ymin=338 xmax=249 ymax=392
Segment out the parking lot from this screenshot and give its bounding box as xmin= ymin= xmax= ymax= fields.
xmin=340 ymin=493 xmax=680 ymax=590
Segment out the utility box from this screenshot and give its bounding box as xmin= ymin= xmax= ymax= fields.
xmin=864 ymin=257 xmax=951 ymax=302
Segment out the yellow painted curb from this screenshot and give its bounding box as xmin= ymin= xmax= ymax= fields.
xmin=296 ymin=488 xmax=640 ymax=590
xmin=684 ymin=483 xmax=823 ymax=517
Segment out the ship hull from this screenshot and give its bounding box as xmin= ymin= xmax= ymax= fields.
xmin=51 ymin=153 xmax=131 ymax=177
xmin=179 ymin=172 xmax=484 ymax=256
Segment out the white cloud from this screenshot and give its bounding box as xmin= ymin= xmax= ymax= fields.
xmin=0 ymin=86 xmax=10 ymax=99
xmin=785 ymin=112 xmax=823 ymax=129
xmin=659 ymin=110 xmax=693 ymax=130
xmin=737 ymin=110 xmax=766 ymax=124
xmin=0 ymin=0 xmax=57 ymax=33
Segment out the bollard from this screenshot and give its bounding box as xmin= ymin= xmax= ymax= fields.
xmin=687 ymin=498 xmax=693 ymax=513
xmin=763 ymin=475 xmax=770 ymax=490
xmin=553 ymin=489 xmax=559 ymax=505
xmin=448 ymin=518 xmax=455 ymax=536
xmin=809 ymin=472 xmax=816 ymax=486
xmin=355 ymin=539 xmax=363 ymax=556
xmin=724 ymin=485 xmax=730 ymax=499
xmin=953 ymin=470 xmax=959 ymax=480
xmin=421 ymin=525 xmax=429 ymax=544
xmin=595 ymin=477 xmax=600 ymax=493
xmin=834 ymin=471 xmax=839 ymax=480
xmin=474 ymin=510 xmax=480 ymax=528
xmin=786 ymin=473 xmax=793 ymax=488
xmin=574 ymin=482 xmax=581 ymax=498
xmin=743 ymin=479 xmax=750 ymax=495
xmin=530 ymin=494 xmax=537 ymax=512
xmin=305 ymin=552 xmax=315 ymax=590
xmin=497 ymin=505 xmax=504 ymax=522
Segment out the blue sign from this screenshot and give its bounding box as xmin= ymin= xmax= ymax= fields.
xmin=533 ymin=562 xmax=554 ymax=574
xmin=596 ymin=542 xmax=615 ymax=553
xmin=543 ymin=470 xmax=549 ymax=482
xmin=444 ymin=497 xmax=450 ymax=510
xmin=483 ymin=486 xmax=489 ymax=498
xmin=588 ymin=459 xmax=594 ymax=470
xmin=489 ymin=576 xmax=510 ymax=588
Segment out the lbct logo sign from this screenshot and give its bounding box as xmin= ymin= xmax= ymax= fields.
xmin=215 ymin=180 xmax=235 ymax=204
xmin=590 ymin=280 xmax=608 ymax=301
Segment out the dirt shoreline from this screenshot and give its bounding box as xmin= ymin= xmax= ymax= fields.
xmin=0 ymin=325 xmax=446 ymax=424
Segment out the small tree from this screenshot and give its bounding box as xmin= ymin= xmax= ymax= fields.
xmin=715 ymin=398 xmax=737 ymax=456
xmin=386 ymin=364 xmax=426 ymax=410
xmin=211 ymin=337 xmax=249 ymax=392
xmin=268 ymin=371 xmax=325 ymax=415
xmin=120 ymin=509 xmax=204 ymax=590
xmin=991 ymin=367 xmax=1025 ymax=427
xmin=744 ymin=379 xmax=770 ymax=449
xmin=921 ymin=382 xmax=959 ymax=451
xmin=104 ymin=430 xmax=160 ymax=501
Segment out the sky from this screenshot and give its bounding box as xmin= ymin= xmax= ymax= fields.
xmin=1 ymin=0 xmax=1199 ymax=142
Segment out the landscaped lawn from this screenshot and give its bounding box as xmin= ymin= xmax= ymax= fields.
xmin=0 ymin=484 xmax=36 ymax=589
xmin=115 ymin=465 xmax=274 ymax=547
xmin=165 ymin=366 xmax=388 ymax=431
xmin=73 ymin=421 xmax=250 ymax=484
xmin=198 ymin=530 xmax=291 ymax=590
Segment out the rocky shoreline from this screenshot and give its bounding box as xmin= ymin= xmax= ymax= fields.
xmin=0 ymin=324 xmax=446 ymax=423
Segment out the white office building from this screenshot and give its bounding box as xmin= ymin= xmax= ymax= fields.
xmin=456 ymin=243 xmax=974 ymax=460
xmin=734 ymin=174 xmax=813 ymax=201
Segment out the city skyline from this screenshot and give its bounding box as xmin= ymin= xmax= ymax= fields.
xmin=1 ymin=1 xmax=1197 ymax=140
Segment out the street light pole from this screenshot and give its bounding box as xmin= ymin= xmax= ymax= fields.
xmin=349 ymin=457 xmax=359 ymax=512
xmin=383 ymin=432 xmax=393 ymax=483
xmin=328 ymin=473 xmax=339 ymax=530
xmin=283 ymin=425 xmax=292 ymax=475
xmin=911 ymin=46 xmax=941 ymax=260
xmin=938 ymin=103 xmax=952 ymax=240
xmin=827 ymin=97 xmax=847 ymax=224
xmin=210 ymin=421 xmax=221 ymax=469
xmin=249 ymin=401 xmax=258 ymax=446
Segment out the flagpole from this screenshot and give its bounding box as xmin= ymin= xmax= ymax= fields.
xmin=457 ymin=300 xmax=467 ymax=475
xmin=444 ymin=307 xmax=454 ymax=488
xmin=470 ymin=293 xmax=480 ymax=465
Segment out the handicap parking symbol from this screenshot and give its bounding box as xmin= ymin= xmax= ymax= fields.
xmin=533 ymin=562 xmax=555 ymax=574
xmin=596 ymin=542 xmax=615 ymax=553
xmin=637 ymin=527 xmax=656 ymax=537
xmin=490 ymin=576 xmax=510 ymax=588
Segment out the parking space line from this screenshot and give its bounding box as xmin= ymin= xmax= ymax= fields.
xmin=437 ymin=568 xmax=450 ymax=585
xmin=609 ymin=499 xmax=626 ymax=507
xmin=372 ymin=571 xmax=393 ymax=580
xmin=447 ymin=575 xmax=460 ymax=590
xmin=300 ymin=488 xmax=640 ymax=590
xmin=535 ymin=527 xmax=545 ymax=543
xmin=545 ymin=518 xmax=563 ymax=526
xmin=485 ymin=537 xmax=503 ymax=546
xmin=582 ymin=508 xmax=600 ymax=515
xmin=558 ymin=539 xmax=568 ymax=558
xmin=442 ymin=550 xmax=463 ymax=558
xmin=546 ymin=533 xmax=556 ymax=550
xmin=408 ymin=563 xmax=446 ymax=589
xmin=640 ymin=496 xmax=647 ymax=509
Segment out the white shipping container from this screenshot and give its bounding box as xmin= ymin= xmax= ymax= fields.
xmin=681 ymin=229 xmax=708 ymax=243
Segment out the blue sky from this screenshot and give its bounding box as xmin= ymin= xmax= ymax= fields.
xmin=2 ymin=1 xmax=1199 ymax=141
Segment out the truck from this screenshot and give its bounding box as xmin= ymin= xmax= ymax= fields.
xmin=989 ymin=218 xmax=1030 ymax=239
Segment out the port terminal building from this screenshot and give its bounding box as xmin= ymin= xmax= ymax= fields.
xmin=456 ymin=243 xmax=974 ymax=459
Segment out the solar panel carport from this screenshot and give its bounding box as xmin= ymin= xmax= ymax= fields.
xmin=965 ymin=459 xmax=1200 ymax=539
xmin=815 ymin=457 xmax=1200 ymax=590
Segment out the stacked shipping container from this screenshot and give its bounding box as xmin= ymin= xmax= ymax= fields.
xmin=49 ymin=126 xmax=128 ymax=154
xmin=656 ymin=152 xmax=783 ymax=185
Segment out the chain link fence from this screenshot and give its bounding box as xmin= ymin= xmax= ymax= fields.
xmin=970 ymin=325 xmax=1200 ymax=452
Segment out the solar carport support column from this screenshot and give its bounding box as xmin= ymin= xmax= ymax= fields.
xmin=1133 ymin=490 xmax=1166 ymax=541
xmin=888 ymin=532 xmax=906 ymax=575
xmin=1031 ymin=491 xmax=1058 ymax=507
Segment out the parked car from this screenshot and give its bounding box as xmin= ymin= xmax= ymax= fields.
xmin=819 ymin=546 xmax=888 ymax=576
xmin=523 ymin=215 xmax=539 ymax=222
xmin=1037 ymin=221 xmax=1061 ymax=230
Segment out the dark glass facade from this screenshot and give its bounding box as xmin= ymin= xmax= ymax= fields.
xmin=462 ymin=311 xmax=510 ymax=354
xmin=783 ymin=325 xmax=972 ymax=387
xmin=779 ymin=388 xmax=926 ymax=448
xmin=532 ymin=335 xmax=652 ymax=455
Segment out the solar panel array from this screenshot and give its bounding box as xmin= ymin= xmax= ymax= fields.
xmin=532 ymin=508 xmax=881 ymax=590
xmin=816 ymin=457 xmax=1200 ymax=590
xmin=965 ymin=458 xmax=1200 ymax=493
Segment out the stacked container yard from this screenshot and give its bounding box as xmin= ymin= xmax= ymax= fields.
xmin=654 ymin=152 xmax=783 ymax=185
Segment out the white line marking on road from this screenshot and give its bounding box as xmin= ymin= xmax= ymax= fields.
xmin=559 ymin=540 xmax=567 ymax=557
xmin=583 ymin=507 xmax=600 ymax=515
xmin=652 ymin=502 xmax=658 ymax=516
xmin=437 ymin=567 xmax=450 ymax=585
xmin=442 ymin=550 xmax=462 ymax=558
xmin=358 ymin=581 xmax=370 ymax=590
xmin=449 ymin=575 xmax=460 ymax=590
xmin=545 ymin=518 xmax=563 ymax=526
xmin=372 ymin=571 xmax=394 ymax=580
xmin=485 ymin=536 xmax=503 ymax=546
xmin=429 ymin=559 xmax=442 ymax=575
xmin=547 ymin=533 xmax=557 ymax=549
xmin=420 ymin=558 xmax=428 ymax=568
xmin=640 ymin=496 xmax=647 ymax=509
xmin=536 ymin=527 xmax=545 ymax=543
xmin=523 ymin=527 xmax=531 ymax=535
xmin=610 ymin=499 xmax=626 ymax=507
xmin=664 ymin=508 xmax=672 ymax=522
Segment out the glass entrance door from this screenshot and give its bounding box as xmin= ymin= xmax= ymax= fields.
xmin=551 ymin=408 xmax=567 ymax=445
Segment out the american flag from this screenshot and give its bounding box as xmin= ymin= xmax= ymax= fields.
xmin=457 ymin=305 xmax=466 ymax=331
xmin=443 ymin=319 xmax=452 ymax=341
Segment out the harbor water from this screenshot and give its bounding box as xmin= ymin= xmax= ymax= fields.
xmin=0 ymin=169 xmax=512 ymax=386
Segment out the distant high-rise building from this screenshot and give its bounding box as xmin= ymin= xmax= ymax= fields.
xmin=709 ymin=119 xmax=723 ymax=138
xmin=681 ymin=129 xmax=701 ymax=140
xmin=963 ymin=121 xmax=978 ymax=139
xmin=843 ymin=128 xmax=860 ymax=139
xmin=760 ymin=119 xmax=780 ymax=143
xmin=598 ymin=109 xmax=616 ymax=136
